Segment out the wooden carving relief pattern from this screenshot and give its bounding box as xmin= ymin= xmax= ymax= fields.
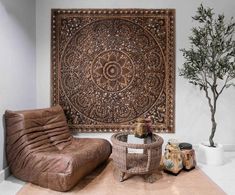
xmin=51 ymin=9 xmax=175 ymax=133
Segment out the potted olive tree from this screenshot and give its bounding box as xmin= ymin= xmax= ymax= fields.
xmin=180 ymin=4 xmax=235 ymax=165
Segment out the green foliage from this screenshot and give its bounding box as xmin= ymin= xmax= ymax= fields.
xmin=180 ymin=4 xmax=235 ymax=147
xmin=180 ymin=4 xmax=235 ymax=90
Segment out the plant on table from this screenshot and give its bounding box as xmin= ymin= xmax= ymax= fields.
xmin=179 ymin=4 xmax=235 ymax=147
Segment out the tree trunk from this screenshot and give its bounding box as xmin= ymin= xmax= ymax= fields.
xmin=209 ymin=111 xmax=217 ymax=147
xmin=203 ymin=86 xmax=217 ymax=147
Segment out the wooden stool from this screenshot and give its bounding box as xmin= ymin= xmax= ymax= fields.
xmin=181 ymin=149 xmax=196 ymax=170
xmin=179 ymin=143 xmax=196 ymax=170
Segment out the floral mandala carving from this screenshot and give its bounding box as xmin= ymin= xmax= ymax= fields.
xmin=92 ymin=50 xmax=134 ymax=92
xmin=51 ymin=9 xmax=175 ymax=133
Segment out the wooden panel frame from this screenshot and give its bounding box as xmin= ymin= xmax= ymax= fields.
xmin=51 ymin=9 xmax=175 ymax=133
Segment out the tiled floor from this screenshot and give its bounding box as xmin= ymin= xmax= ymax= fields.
xmin=0 ymin=175 xmax=25 ymax=195
xmin=197 ymin=152 xmax=235 ymax=195
xmin=0 ymin=152 xmax=234 ymax=195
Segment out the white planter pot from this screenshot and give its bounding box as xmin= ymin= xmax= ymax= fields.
xmin=198 ymin=143 xmax=224 ymax=166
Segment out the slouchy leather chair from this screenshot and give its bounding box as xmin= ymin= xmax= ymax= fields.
xmin=5 ymin=105 xmax=111 ymax=191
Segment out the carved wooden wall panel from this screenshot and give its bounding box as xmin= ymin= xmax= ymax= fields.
xmin=51 ymin=9 xmax=175 ymax=133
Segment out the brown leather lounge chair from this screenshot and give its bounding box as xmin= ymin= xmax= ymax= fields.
xmin=4 ymin=105 xmax=112 ymax=192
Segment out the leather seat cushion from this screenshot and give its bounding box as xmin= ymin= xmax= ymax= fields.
xmin=5 ymin=105 xmax=111 ymax=191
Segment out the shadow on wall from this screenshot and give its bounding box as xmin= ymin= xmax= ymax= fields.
xmin=2 ymin=115 xmax=7 ymax=169
xmin=0 ymin=0 xmax=35 ymax=45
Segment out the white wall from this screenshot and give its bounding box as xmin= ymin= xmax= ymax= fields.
xmin=36 ymin=0 xmax=235 ymax=147
xmin=0 ymin=0 xmax=36 ymax=177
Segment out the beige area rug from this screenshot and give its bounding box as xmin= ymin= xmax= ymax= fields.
xmin=17 ymin=160 xmax=225 ymax=195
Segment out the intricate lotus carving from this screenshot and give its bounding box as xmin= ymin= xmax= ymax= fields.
xmin=51 ymin=9 xmax=175 ymax=133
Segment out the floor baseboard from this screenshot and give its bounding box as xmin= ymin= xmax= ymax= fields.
xmin=194 ymin=144 xmax=235 ymax=151
xmin=0 ymin=167 xmax=10 ymax=183
xmin=223 ymin=145 xmax=235 ymax=152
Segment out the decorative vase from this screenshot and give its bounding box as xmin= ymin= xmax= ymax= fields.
xmin=134 ymin=118 xmax=148 ymax=138
xmin=198 ymin=143 xmax=224 ymax=166
xmin=133 ymin=116 xmax=153 ymax=138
